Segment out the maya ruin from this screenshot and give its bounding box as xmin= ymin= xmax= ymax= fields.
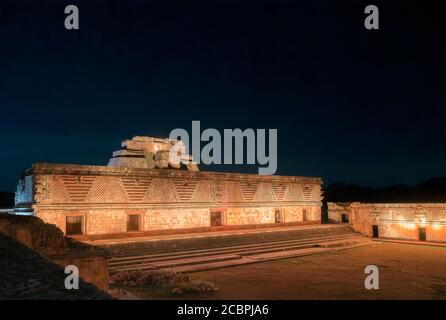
xmin=14 ymin=136 xmax=322 ymax=237
xmin=12 ymin=136 xmax=446 ymax=244
xmin=1 ymin=0 xmax=444 ymax=305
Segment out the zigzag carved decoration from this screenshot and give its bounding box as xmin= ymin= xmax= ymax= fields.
xmin=61 ymin=175 xmax=96 ymax=202
xmin=121 ymin=177 xmax=152 ymax=202
xmin=172 ymin=179 xmax=198 ymax=201
xmin=239 ymin=181 xmax=259 ymax=201
xmin=272 ymin=183 xmax=288 ymax=201
xmin=300 ymin=184 xmax=314 ymax=201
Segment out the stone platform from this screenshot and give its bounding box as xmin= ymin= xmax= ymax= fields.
xmin=90 ymin=224 xmax=356 ymax=255
xmin=104 ymin=225 xmax=369 ymax=273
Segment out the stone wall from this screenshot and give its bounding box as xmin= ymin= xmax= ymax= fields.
xmin=16 ymin=163 xmax=323 ymax=236
xmin=328 ymin=202 xmax=446 ymax=242
xmin=15 ymin=175 xmax=34 ymax=207
xmin=327 ymin=202 xmax=355 ymax=223
xmin=33 ymin=205 xmax=321 ymax=235
xmin=0 ymin=213 xmax=68 ymax=256
xmin=0 ymin=214 xmax=109 ymax=292
xmin=51 ymin=255 xmax=109 ymax=292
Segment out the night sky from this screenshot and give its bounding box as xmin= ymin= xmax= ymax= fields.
xmin=0 ymin=0 xmax=445 ymax=191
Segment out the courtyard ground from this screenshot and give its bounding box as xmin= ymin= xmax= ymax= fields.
xmin=124 ymin=242 xmax=446 ymax=300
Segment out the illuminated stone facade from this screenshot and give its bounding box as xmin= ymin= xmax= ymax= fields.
xmin=15 ymin=163 xmax=322 ymax=236
xmin=328 ymin=202 xmax=446 ymax=242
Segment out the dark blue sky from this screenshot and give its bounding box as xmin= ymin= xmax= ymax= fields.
xmin=0 ymin=0 xmax=445 ymax=191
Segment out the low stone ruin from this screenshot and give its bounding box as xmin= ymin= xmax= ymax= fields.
xmin=0 ymin=213 xmax=69 ymax=256
xmin=0 ymin=214 xmax=110 ymax=291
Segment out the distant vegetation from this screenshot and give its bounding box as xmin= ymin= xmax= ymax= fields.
xmin=325 ymin=177 xmax=446 ymax=203
xmin=0 ymin=191 xmax=14 ymax=208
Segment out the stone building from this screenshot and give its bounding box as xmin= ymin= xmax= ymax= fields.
xmin=328 ymin=202 xmax=446 ymax=242
xmin=14 ymin=137 xmax=323 ymax=237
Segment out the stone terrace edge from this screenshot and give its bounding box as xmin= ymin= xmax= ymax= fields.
xmin=26 ymin=163 xmax=323 ymax=184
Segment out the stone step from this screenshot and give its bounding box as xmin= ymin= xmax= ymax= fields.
xmin=161 ymin=241 xmax=372 ymax=274
xmin=103 ymin=225 xmax=357 ymax=256
xmin=236 ymin=237 xmax=365 ymax=257
xmin=110 ymin=242 xmax=315 ymax=271
xmin=372 ymin=238 xmax=446 ymax=247
xmin=109 ymin=233 xmax=359 ymax=264
xmin=110 ymin=235 xmax=367 ymax=272
xmin=317 ymin=238 xmax=369 ymax=248
xmin=109 ymin=234 xmax=362 ymax=267
xmin=111 ymin=254 xmax=240 ymax=272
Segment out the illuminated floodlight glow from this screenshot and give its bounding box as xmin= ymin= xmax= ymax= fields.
xmin=432 ymin=224 xmax=442 ymax=231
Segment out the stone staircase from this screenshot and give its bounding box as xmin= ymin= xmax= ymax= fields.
xmin=106 ymin=225 xmax=371 ymax=273
xmin=102 ymin=224 xmax=358 ymax=255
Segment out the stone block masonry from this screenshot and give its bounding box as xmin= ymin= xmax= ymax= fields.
xmin=15 ymin=163 xmax=323 ymax=237
xmin=328 ymin=202 xmax=446 ymax=242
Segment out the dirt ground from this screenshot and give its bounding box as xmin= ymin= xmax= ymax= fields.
xmin=125 ymin=242 xmax=446 ymax=300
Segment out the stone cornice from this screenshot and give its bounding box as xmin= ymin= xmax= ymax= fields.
xmin=27 ymin=163 xmax=323 ymax=184
xmin=32 ymin=201 xmax=322 ymax=210
xmin=350 ymin=203 xmax=446 ymax=208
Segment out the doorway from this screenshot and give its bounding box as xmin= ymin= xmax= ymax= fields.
xmin=275 ymin=210 xmax=281 ymax=223
xmin=127 ymin=214 xmax=141 ymax=232
xmin=341 ymin=214 xmax=349 ymax=223
xmin=210 ymin=211 xmax=222 ymax=227
xmin=66 ymin=216 xmax=83 ymax=236
xmin=302 ymin=209 xmax=308 ymax=222
xmin=372 ymin=225 xmax=379 ymax=238
xmin=418 ymin=227 xmax=427 ymax=241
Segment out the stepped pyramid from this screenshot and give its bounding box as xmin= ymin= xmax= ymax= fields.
xmin=108 ymin=136 xmax=199 ymax=171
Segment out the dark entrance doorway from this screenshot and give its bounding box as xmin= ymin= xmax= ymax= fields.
xmin=127 ymin=214 xmax=141 ymax=231
xmin=341 ymin=214 xmax=349 ymax=223
xmin=302 ymin=209 xmax=308 ymax=222
xmin=418 ymin=227 xmax=427 ymax=241
xmin=275 ymin=210 xmax=281 ymax=223
xmin=372 ymin=225 xmax=379 ymax=238
xmin=66 ymin=216 xmax=83 ymax=236
xmin=210 ymin=211 xmax=222 ymax=227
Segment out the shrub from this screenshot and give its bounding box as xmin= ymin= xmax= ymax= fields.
xmin=110 ymin=270 xmax=218 ymax=295
xmin=110 ymin=270 xmax=190 ymax=287
xmin=171 ymin=280 xmax=218 ymax=295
